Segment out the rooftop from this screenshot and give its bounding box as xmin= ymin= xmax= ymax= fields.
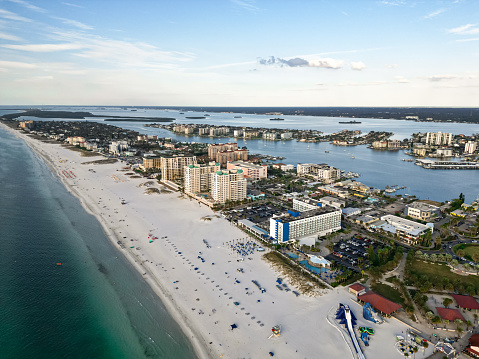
xmin=358 ymin=291 xmax=402 ymax=315
xmin=274 ymin=206 xmax=340 ymax=223
xmin=436 ymin=307 xmax=465 ymax=322
xmin=408 ymin=201 xmax=439 ymax=211
xmin=451 ymin=294 xmax=479 ymax=310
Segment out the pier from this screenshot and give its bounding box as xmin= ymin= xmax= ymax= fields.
xmin=415 ymin=160 xmax=479 ymax=170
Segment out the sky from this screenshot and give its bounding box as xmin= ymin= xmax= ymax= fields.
xmin=0 ymin=0 xmax=478 ymax=107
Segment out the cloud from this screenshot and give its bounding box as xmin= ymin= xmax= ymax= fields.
xmin=395 ymin=76 xmax=409 ymax=83
xmin=386 ymin=64 xmax=398 ymax=69
xmin=0 ymin=9 xmax=32 ymax=22
xmin=456 ymin=37 xmax=479 ymax=42
xmin=429 ymin=74 xmax=456 ymax=81
xmin=7 ymin=0 xmax=47 ymax=13
xmin=53 ymin=17 xmax=94 ymax=30
xmin=424 ymin=9 xmax=444 ymax=19
xmin=62 ymin=2 xmax=84 ymax=8
xmin=2 ymin=43 xmax=83 ymax=52
xmin=230 ymin=0 xmax=260 ymax=13
xmin=448 ymin=24 xmax=479 ymax=35
xmin=351 ymin=61 xmax=366 ymax=71
xmin=258 ymin=56 xmax=344 ymax=69
xmin=50 ymin=31 xmax=195 ymax=68
xmin=0 ymin=60 xmax=37 ymax=68
xmin=0 ymin=32 xmax=23 ymax=41
xmin=378 ymin=1 xmax=407 ymax=6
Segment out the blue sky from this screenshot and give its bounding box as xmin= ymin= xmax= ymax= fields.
xmin=0 ymin=0 xmax=478 ymax=106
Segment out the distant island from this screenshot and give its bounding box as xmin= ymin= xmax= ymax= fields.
xmin=270 ymin=118 xmax=285 ymax=121
xmin=2 ymin=110 xmax=175 ymax=122
xmin=339 ymin=120 xmax=362 ymax=124
xmin=185 ymin=116 xmax=206 ymax=119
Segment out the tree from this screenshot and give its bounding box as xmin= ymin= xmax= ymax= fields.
xmin=443 ymin=297 xmax=453 ymax=308
xmin=473 ymin=253 xmax=479 ymax=264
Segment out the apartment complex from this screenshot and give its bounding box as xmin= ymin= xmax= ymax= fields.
xmin=142 ymin=155 xmax=162 ymax=169
xmin=211 ymin=169 xmax=247 ymax=203
xmin=216 ymin=149 xmax=248 ymax=165
xmin=208 ymin=143 xmax=238 ymax=159
xmin=109 ymin=140 xmax=128 ymax=154
xmin=297 ymin=163 xmax=340 ymax=181
xmin=270 ymin=207 xmax=341 ymax=242
xmin=226 ymin=160 xmax=267 ymax=180
xmin=160 ymin=155 xmax=197 ymax=181
xmin=426 ymin=132 xmax=453 ymax=146
xmin=465 ymin=141 xmax=477 ymax=154
xmin=378 ymin=215 xmax=431 ymax=244
xmin=184 ymin=162 xmax=221 ymax=194
xmin=404 ymin=201 xmax=440 ymax=221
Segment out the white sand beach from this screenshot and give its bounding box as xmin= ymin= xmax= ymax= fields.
xmin=3 ymin=124 xmax=436 ymax=359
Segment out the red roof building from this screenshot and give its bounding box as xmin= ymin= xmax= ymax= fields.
xmin=357 ymin=291 xmax=402 ymax=315
xmin=349 ymin=283 xmax=366 ymax=296
xmin=436 ymin=307 xmax=466 ymax=322
xmin=451 ymin=294 xmax=479 ymax=310
xmin=466 ymin=333 xmax=479 ymax=357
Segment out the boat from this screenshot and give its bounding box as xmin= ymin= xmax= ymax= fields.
xmin=270 ymin=118 xmax=284 ymax=121
xmin=234 ymin=116 xmax=242 ymax=118
xmin=325 ymin=150 xmax=329 ymax=153
xmin=179 ymin=112 xmax=184 ymax=114
xmin=339 ymin=120 xmax=361 ymax=124
xmin=351 ymin=156 xmax=355 ymax=159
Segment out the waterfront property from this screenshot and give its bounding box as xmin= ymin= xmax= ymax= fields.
xmin=377 ymin=215 xmax=431 ymax=244
xmin=211 ymin=169 xmax=247 ymax=203
xmin=160 ymin=155 xmax=197 ymax=181
xmin=184 ymin=162 xmax=220 ymax=194
xmin=269 ymin=206 xmax=341 ymax=242
xmin=415 ymin=159 xmax=479 ymax=169
xmin=226 ymin=160 xmax=267 ymax=180
xmin=404 ymin=201 xmax=440 ymax=221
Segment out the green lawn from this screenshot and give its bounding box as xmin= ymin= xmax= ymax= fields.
xmin=453 ymin=244 xmax=479 ymax=260
xmin=371 ymin=282 xmax=404 ymax=304
xmin=409 ymin=259 xmax=479 ymax=290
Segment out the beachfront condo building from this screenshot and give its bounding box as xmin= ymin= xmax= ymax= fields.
xmin=211 ymin=169 xmax=247 ymax=203
xmin=184 ymin=162 xmax=221 ymax=194
xmin=160 ymin=155 xmax=197 ymax=182
xmin=270 ymin=207 xmax=342 ymax=243
xmin=425 ymin=132 xmax=453 ymax=146
xmin=143 ymin=156 xmax=161 ymax=169
xmin=226 ymin=160 xmax=267 ymax=180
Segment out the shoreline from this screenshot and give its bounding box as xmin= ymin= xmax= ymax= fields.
xmin=1 ymin=122 xmax=436 ymax=359
xmin=0 ymin=123 xmax=210 ymax=359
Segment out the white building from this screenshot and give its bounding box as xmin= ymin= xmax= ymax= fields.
xmin=378 ymin=215 xmax=431 ymax=244
xmin=263 ymin=132 xmax=278 ymax=140
xmin=211 ymin=169 xmax=247 ymax=203
xmin=405 ymin=201 xmax=440 ymax=221
xmin=269 ymin=207 xmax=341 ymax=242
xmin=426 ymin=132 xmax=453 ymax=146
xmin=296 ymin=163 xmax=340 ymax=181
xmin=436 ymin=148 xmax=453 ymax=157
xmin=281 ymin=132 xmax=292 ymax=140
xmin=281 ymin=164 xmax=295 ymax=171
xmin=109 ymin=140 xmax=129 ymax=154
xmin=319 ymin=196 xmax=346 ymax=209
xmin=465 ymin=141 xmax=477 ymax=154
xmin=184 ymin=162 xmax=220 ymax=194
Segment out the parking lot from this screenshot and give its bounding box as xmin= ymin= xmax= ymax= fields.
xmin=325 ymin=236 xmax=377 ymax=271
xmin=225 ymin=203 xmax=288 ymax=224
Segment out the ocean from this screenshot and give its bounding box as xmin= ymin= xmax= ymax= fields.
xmin=0 ymin=125 xmax=197 ymax=358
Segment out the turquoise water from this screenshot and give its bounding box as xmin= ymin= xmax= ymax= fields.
xmin=299 ymin=260 xmax=329 ymax=274
xmin=0 ymin=126 xmax=197 ymax=359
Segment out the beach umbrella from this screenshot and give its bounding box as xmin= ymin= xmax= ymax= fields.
xmin=230 ymin=324 xmax=238 ymax=330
